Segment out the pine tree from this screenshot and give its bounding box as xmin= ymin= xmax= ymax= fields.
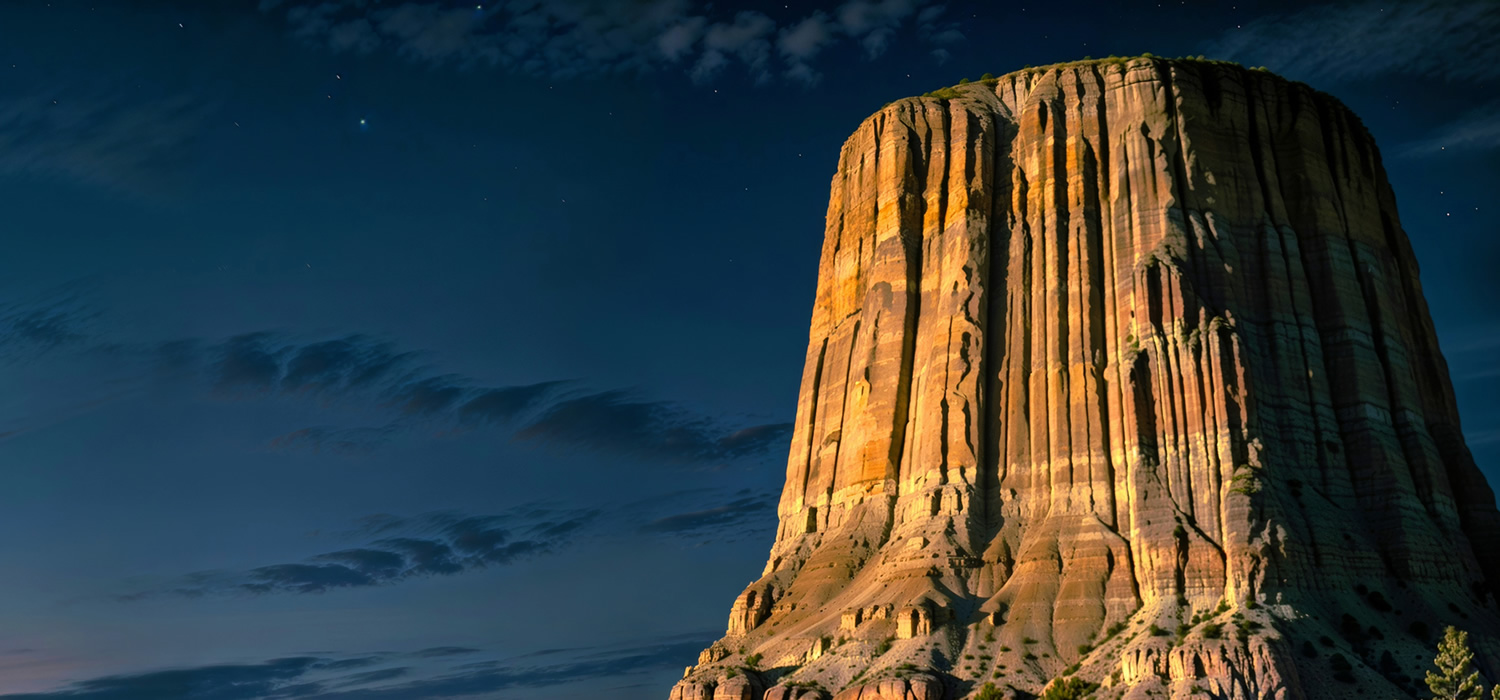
xmin=1427 ymin=626 xmax=1483 ymax=700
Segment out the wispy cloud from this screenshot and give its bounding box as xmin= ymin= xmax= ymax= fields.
xmin=641 ymin=489 xmax=775 ymax=538
xmin=613 ymin=487 xmax=780 ymax=549
xmin=0 ymin=636 xmax=712 ymax=699
xmin=1206 ymin=0 xmax=1500 ymax=84
xmin=259 ymin=0 xmax=961 ymax=84
xmin=1467 ymin=428 xmax=1500 ymax=446
xmin=1396 ymin=100 xmax=1500 ymax=157
xmin=0 ymin=298 xmax=96 ymax=356
xmin=0 ymin=87 xmax=214 ymax=196
xmin=515 ymin=390 xmax=792 ymax=462
xmin=0 ymin=294 xmax=792 ymax=464
xmin=200 ymin=332 xmax=791 ymax=463
xmin=116 ymin=506 xmax=599 ymax=600
xmin=299 ymin=638 xmax=708 ymax=699
xmin=0 ymin=656 xmax=326 ymax=700
xmin=111 ymin=486 xmax=781 ymax=602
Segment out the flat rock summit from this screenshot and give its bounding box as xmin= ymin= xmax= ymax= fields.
xmin=670 ymin=56 xmax=1500 ymax=699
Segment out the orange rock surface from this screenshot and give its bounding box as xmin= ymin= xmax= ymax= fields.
xmin=672 ymin=56 xmax=1500 ymax=700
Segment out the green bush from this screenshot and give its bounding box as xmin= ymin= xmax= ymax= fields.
xmin=1041 ymin=677 xmax=1100 ymax=700
xmin=923 ymin=87 xmax=962 ymax=100
xmin=976 ymin=682 xmax=1005 ymax=700
xmin=744 ymin=652 xmax=761 ymax=668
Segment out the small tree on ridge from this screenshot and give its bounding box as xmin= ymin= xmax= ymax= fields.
xmin=1427 ymin=626 xmax=1484 ymax=700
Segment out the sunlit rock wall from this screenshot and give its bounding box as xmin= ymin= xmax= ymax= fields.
xmin=673 ymin=56 xmax=1500 ymax=700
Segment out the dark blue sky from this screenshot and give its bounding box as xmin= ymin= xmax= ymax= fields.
xmin=0 ymin=1 xmax=1496 ymax=698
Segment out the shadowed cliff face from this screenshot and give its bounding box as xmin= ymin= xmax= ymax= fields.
xmin=672 ymin=57 xmax=1500 ymax=700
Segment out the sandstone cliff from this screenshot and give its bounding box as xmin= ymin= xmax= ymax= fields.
xmin=671 ymin=56 xmax=1500 ymax=700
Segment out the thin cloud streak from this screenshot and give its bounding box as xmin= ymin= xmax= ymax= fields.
xmin=0 ymin=299 xmax=96 ymax=356
xmin=259 ymin=0 xmax=962 ymax=84
xmin=115 ymin=507 xmax=599 ymax=600
xmin=201 ymin=332 xmax=791 ymax=463
xmin=0 ymin=295 xmax=791 ymax=465
xmin=1397 ymin=101 xmax=1500 ymax=158
xmin=641 ymin=490 xmax=775 ymax=536
xmin=112 ymin=486 xmax=779 ymax=602
xmin=0 ymin=87 xmax=214 ymax=196
xmin=1206 ymin=0 xmax=1500 ymax=84
xmin=0 ymin=635 xmax=712 ymax=700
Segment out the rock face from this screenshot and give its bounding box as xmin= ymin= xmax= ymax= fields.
xmin=673 ymin=57 xmax=1500 ymax=699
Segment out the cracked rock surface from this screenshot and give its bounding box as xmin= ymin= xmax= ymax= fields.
xmin=671 ymin=56 xmax=1500 ymax=700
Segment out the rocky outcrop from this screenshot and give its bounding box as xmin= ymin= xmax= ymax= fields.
xmin=673 ymin=56 xmax=1500 ymax=699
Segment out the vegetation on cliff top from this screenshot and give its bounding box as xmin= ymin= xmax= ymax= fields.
xmin=880 ymin=53 xmax=1365 ymax=141
xmin=916 ymin=54 xmax=1271 ymax=100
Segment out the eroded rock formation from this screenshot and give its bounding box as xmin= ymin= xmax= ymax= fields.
xmin=671 ymin=56 xmax=1500 ymax=699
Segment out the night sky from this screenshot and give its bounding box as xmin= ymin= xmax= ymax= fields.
xmin=0 ymin=1 xmax=1496 ymax=698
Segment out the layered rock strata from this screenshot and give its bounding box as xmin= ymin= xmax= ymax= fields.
xmin=671 ymin=56 xmax=1500 ymax=699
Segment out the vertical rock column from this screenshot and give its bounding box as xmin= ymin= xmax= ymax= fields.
xmin=678 ymin=57 xmax=1500 ymax=700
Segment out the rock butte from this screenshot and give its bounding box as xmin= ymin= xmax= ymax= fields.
xmin=669 ymin=56 xmax=1500 ymax=699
